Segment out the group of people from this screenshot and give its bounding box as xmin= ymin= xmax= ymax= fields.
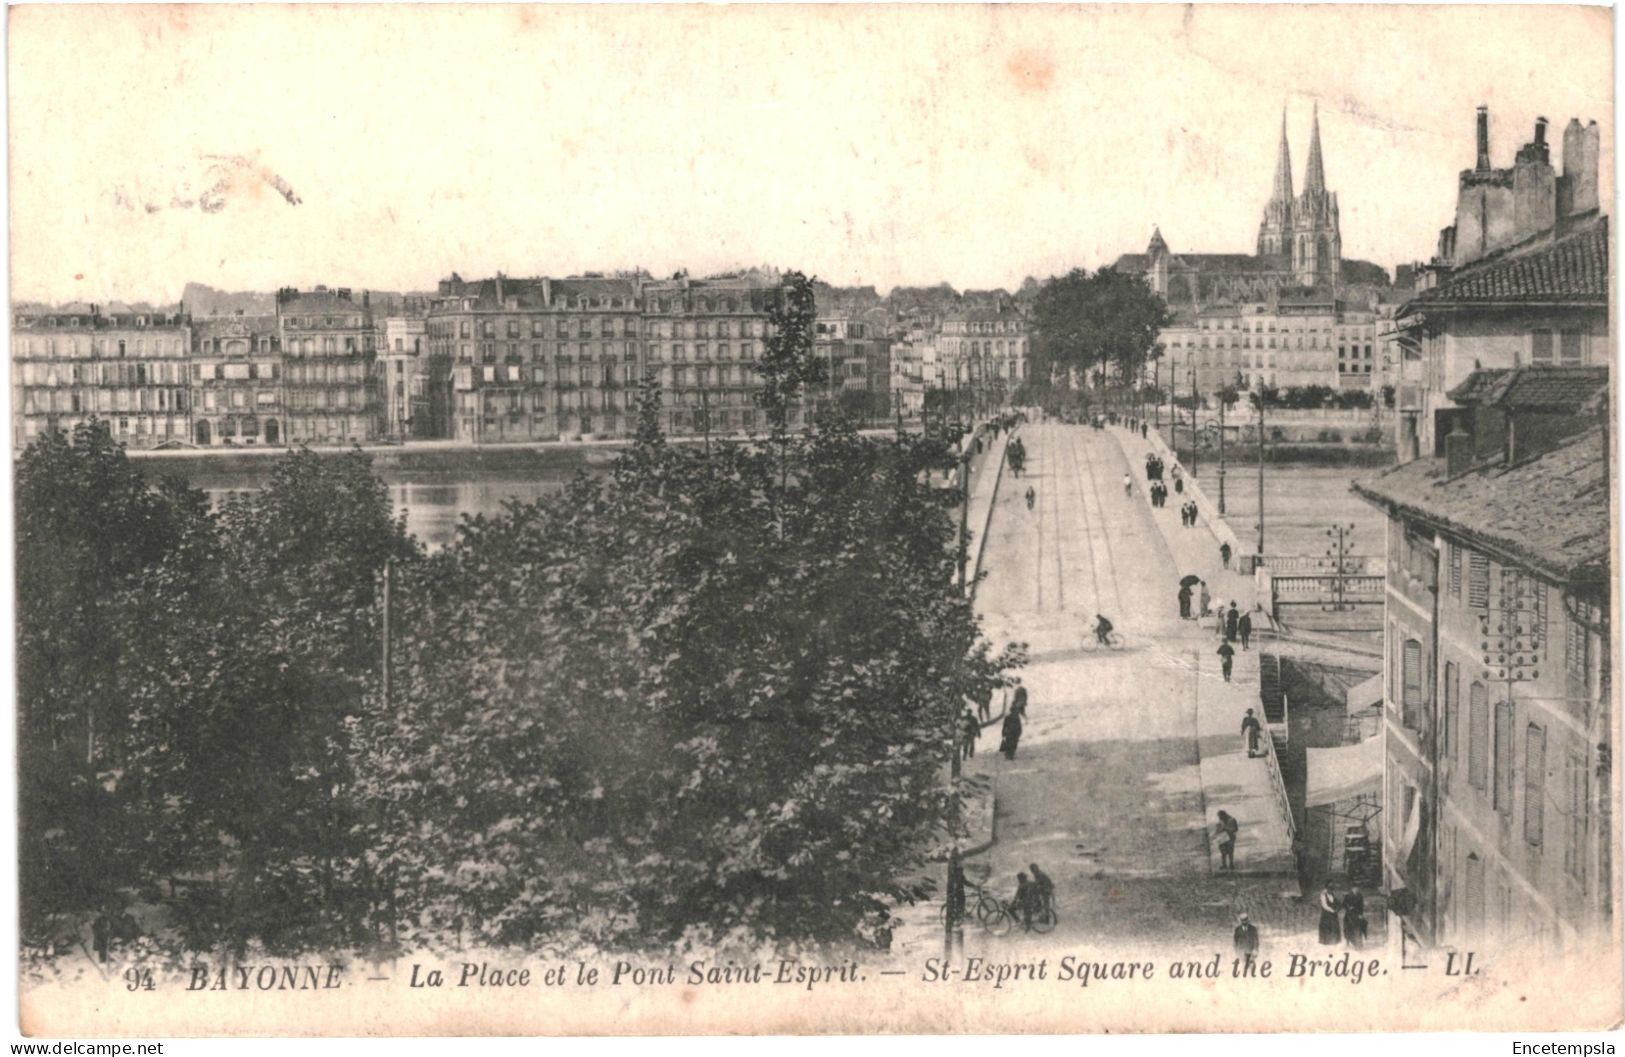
xmin=1318 ymin=884 xmax=1370 ymax=949
xmin=1214 ymin=601 xmax=1253 ymax=681
xmin=1143 ymin=452 xmax=1182 ymax=490
xmin=1233 ymin=884 xmax=1372 ymax=956
xmin=959 ymin=679 xmax=1029 ymax=762
xmin=1011 ymin=863 xmax=1056 ymax=931
xmin=1006 ymin=435 xmax=1027 ymax=477
xmin=1176 ymin=579 xmax=1212 ymax=621
xmin=1177 ymin=499 xmax=1200 ymax=527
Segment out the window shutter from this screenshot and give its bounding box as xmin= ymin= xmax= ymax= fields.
xmin=1494 ymin=700 xmax=1515 ymax=814
xmin=1524 ymin=724 xmax=1546 ymax=845
xmin=1468 ymin=551 xmax=1490 ymax=608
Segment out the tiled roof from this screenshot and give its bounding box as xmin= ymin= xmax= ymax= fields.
xmin=1446 ymin=366 xmax=1609 ymax=410
xmin=1415 ymin=215 xmax=1608 ymax=305
xmin=1445 ymin=368 xmax=1511 ymax=404
xmin=1353 ymin=428 xmax=1609 ymax=582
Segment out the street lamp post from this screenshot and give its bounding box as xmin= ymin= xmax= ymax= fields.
xmin=1218 ymin=388 xmax=1227 ymax=514
xmin=1256 ymin=391 xmax=1267 ymax=559
xmin=1188 ymin=367 xmax=1199 ymax=478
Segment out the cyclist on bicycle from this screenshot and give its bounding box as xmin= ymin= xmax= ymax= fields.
xmin=1093 ymin=613 xmax=1115 ymax=647
xmin=1012 ymin=872 xmax=1038 ymax=932
xmin=1024 ymin=485 xmax=1035 ymax=510
xmin=1029 ymin=862 xmax=1055 ymax=917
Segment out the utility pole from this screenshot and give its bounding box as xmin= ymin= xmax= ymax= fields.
xmin=1188 ymin=367 xmax=1199 ymax=478
xmin=1256 ymin=392 xmax=1267 ymax=559
xmin=380 ymin=556 xmax=394 ymax=709
xmin=1218 ymin=385 xmax=1228 ymax=514
xmin=946 ymin=445 xmax=972 ymax=963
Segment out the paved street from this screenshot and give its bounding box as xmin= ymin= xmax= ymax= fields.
xmin=901 ymin=421 xmax=1315 ymax=959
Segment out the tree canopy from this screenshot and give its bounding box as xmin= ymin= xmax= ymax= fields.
xmin=1030 ymin=268 xmax=1172 ymax=388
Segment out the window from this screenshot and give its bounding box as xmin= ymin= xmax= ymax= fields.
xmin=1531 ymin=329 xmax=1554 ymax=365
xmin=1402 ymin=639 xmax=1423 ymax=732
xmin=1493 ymin=699 xmax=1515 ymax=814
xmin=1524 ymin=724 xmax=1545 ymax=845
xmin=1567 ymin=607 xmax=1591 ymax=685
xmin=1560 ymin=329 xmax=1585 ymax=365
xmin=1468 ymin=551 xmax=1490 ymax=608
xmin=1444 ymin=662 xmax=1459 ymax=760
xmin=1468 ymin=682 xmax=1488 ymax=789
xmin=1566 ymin=753 xmax=1589 ymax=882
xmin=1449 ymin=541 xmax=1462 ymax=598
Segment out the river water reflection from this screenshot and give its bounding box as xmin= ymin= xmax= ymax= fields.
xmin=197 ymin=467 xmax=592 ymax=550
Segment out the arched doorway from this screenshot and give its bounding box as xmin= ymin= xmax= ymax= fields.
xmin=195 ymin=419 xmax=211 ymax=446
xmin=265 ymin=418 xmax=280 ymax=445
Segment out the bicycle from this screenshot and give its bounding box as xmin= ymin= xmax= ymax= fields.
xmin=1082 ymin=620 xmax=1125 ymax=650
xmin=985 ymin=898 xmax=1058 ymax=936
xmin=939 ymin=881 xmax=1002 ymax=927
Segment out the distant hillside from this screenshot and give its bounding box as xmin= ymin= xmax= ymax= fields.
xmin=181 ymin=283 xmax=275 ymax=317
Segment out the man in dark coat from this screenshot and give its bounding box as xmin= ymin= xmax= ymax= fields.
xmin=1238 ymin=611 xmax=1253 ymax=650
xmin=1217 ymin=640 xmax=1236 ymax=682
xmin=1241 ymin=708 xmax=1263 ymax=757
xmin=1178 ymin=584 xmax=1192 ymax=620
xmin=1233 ymin=913 xmax=1259 ymax=956
xmin=1225 ymin=602 xmax=1240 ymax=642
xmin=1220 ymin=541 xmax=1233 ymax=569
xmin=1008 ymin=680 xmax=1028 ymax=720
xmin=1000 ymin=709 xmax=1023 ymax=760
xmin=960 ymin=708 xmax=981 ymax=761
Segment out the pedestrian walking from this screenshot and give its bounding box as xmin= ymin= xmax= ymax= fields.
xmin=1178 ymin=583 xmax=1192 ymax=620
xmin=1220 ymin=541 xmax=1233 ymax=569
xmin=1225 ymin=602 xmax=1240 ymax=642
xmin=1199 ymin=581 xmax=1212 ymax=619
xmin=1173 ymin=467 xmax=1184 ymax=493
xmin=1145 ymin=453 xmax=1157 ymax=481
xmin=1342 ymin=889 xmax=1368 ymax=949
xmin=1217 ymin=640 xmax=1236 ymax=682
xmin=1009 ymin=680 xmax=1028 ymax=720
xmin=1142 ymin=423 xmax=1148 ymax=438
xmin=1240 ymin=708 xmax=1263 ymax=757
xmin=1215 ymin=810 xmax=1238 ymax=871
xmin=1000 ymin=709 xmax=1023 ymax=761
xmin=977 ymin=683 xmax=995 ymax=723
xmin=960 ymin=708 xmax=980 ymax=761
xmin=1122 ymin=472 xmax=1133 ymax=497
xmin=1238 ymin=611 xmax=1253 ymax=650
xmin=1317 ymin=885 xmax=1342 ymax=946
xmin=1233 ymin=913 xmax=1259 ymax=956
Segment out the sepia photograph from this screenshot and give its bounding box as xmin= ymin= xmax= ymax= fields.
xmin=6 ymin=2 xmax=1620 ymax=1039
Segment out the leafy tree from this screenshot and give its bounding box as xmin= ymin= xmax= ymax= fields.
xmin=1031 ymin=268 xmax=1171 ymax=390
xmin=754 ymin=271 xmax=824 ymax=436
xmin=353 ymin=386 xmax=1020 ymax=951
xmin=16 ymin=421 xmax=209 ymax=941
xmin=116 ymin=448 xmax=419 ymax=954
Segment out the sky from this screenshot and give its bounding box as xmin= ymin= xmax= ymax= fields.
xmin=8 ymin=4 xmax=1614 ymax=304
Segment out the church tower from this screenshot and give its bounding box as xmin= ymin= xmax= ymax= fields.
xmin=1289 ymin=103 xmax=1341 ymax=287
xmin=1256 ymin=109 xmax=1294 ymax=257
xmin=1145 ymin=226 xmax=1170 ymax=296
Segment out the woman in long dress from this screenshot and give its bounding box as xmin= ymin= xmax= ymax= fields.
xmin=1317 ymin=884 xmax=1342 ymax=945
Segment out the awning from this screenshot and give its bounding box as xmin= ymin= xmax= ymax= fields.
xmin=1305 ymin=733 xmax=1383 ymax=808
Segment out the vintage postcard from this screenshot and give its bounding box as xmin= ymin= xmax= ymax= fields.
xmin=9 ymin=2 xmax=1620 ymax=1038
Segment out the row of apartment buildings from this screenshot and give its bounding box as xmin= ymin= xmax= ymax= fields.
xmin=1353 ymin=106 xmax=1611 ymax=955
xmin=1114 ymin=107 xmax=1410 ymax=400
xmin=12 ymin=274 xmax=1030 ymax=449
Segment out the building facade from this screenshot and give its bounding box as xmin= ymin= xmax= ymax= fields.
xmin=1390 ymin=109 xmax=1607 ymax=463
xmin=1156 ymin=296 xmax=1388 ymax=397
xmin=1355 ymin=371 xmax=1610 ymax=953
xmin=379 ymin=316 xmax=429 ymax=439
xmin=277 ymin=287 xmax=378 ymax=445
xmin=11 ymin=306 xmax=192 ymax=449
xmin=936 ymin=306 xmax=1027 ymax=409
xmin=190 ymin=315 xmax=282 ymax=446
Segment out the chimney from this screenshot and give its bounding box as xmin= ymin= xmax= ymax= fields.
xmin=1475 ymin=106 xmax=1491 ymax=171
xmin=1535 ymin=116 xmax=1548 ymax=148
xmin=1445 ymin=425 xmax=1473 ymax=476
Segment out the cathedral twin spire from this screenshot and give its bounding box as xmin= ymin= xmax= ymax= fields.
xmin=1257 ymin=102 xmax=1339 ymax=286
